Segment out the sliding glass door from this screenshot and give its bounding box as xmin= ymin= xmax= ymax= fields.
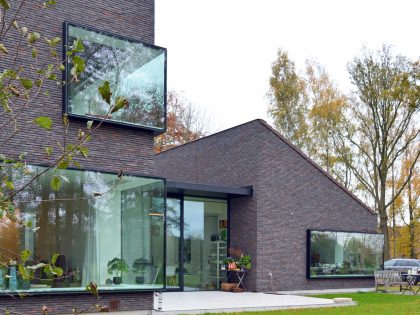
xmin=183 ymin=197 xmax=227 ymax=290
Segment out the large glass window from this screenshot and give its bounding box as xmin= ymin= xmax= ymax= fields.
xmin=308 ymin=230 xmax=384 ymax=278
xmin=64 ymin=23 xmax=167 ymax=132
xmin=166 ymin=198 xmax=181 ymax=288
xmin=0 ymin=166 xmax=165 ymax=292
xmin=183 ymin=197 xmax=227 ymax=290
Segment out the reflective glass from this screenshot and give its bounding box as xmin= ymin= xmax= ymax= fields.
xmin=166 ymin=198 xmax=180 ymax=288
xmin=308 ymin=230 xmax=383 ymax=278
xmin=183 ymin=197 xmax=228 ymax=290
xmin=66 ymin=24 xmax=166 ymax=131
xmin=0 ymin=166 xmax=165 ymax=292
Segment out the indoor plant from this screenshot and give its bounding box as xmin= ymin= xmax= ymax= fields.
xmin=107 ymin=257 xmax=129 ymax=285
xmin=132 ymin=258 xmax=151 ymax=284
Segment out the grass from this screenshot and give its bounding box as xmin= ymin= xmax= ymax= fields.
xmin=207 ymin=292 xmax=420 ymax=315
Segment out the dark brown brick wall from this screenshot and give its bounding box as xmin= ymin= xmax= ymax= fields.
xmin=0 ymin=0 xmax=156 ymax=312
xmin=0 ymin=0 xmax=156 ymax=175
xmin=0 ymin=292 xmax=153 ymax=314
xmin=155 ymin=119 xmax=379 ymax=291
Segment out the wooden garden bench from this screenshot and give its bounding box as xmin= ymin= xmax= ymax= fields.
xmin=374 ymin=270 xmax=406 ymax=292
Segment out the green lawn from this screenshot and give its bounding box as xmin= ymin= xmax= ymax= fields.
xmin=208 ymin=292 xmax=420 ymax=315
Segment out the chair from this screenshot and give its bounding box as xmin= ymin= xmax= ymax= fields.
xmin=166 ymin=266 xmax=177 ymax=286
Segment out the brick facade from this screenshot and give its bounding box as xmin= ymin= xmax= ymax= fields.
xmin=0 ymin=292 xmax=153 ymax=314
xmin=0 ymin=0 xmax=157 ymax=313
xmin=155 ymin=119 xmax=379 ymax=291
xmin=0 ymin=0 xmax=156 ymax=175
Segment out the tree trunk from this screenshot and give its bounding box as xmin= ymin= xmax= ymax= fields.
xmin=378 ymin=199 xmax=390 ymax=260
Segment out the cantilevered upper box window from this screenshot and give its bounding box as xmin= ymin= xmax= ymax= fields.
xmin=63 ymin=22 xmax=167 ymax=133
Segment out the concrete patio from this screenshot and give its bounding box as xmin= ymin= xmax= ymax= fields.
xmin=150 ymin=291 xmax=355 ymax=314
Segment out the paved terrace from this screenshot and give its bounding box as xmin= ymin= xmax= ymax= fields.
xmin=146 ymin=291 xmax=355 ymax=315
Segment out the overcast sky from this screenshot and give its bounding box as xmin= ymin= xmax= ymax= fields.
xmin=156 ymin=0 xmax=420 ymax=132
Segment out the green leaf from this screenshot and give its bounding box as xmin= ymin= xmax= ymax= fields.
xmin=33 ymin=116 xmax=52 ymax=130
xmin=18 ymin=264 xmax=30 ymax=280
xmin=19 ymin=78 xmax=33 ymax=90
xmin=27 ymin=32 xmax=40 ymax=45
xmin=0 ymin=0 xmax=10 ymax=10
xmin=86 ymin=120 xmax=93 ymax=130
xmin=51 ymin=37 xmax=61 ymax=46
xmin=71 ymin=38 xmax=85 ymax=53
xmin=5 ymin=180 xmax=14 ymax=190
xmin=70 ymin=56 xmax=85 ymax=76
xmin=0 ymin=43 xmax=9 ymax=54
xmin=86 ymin=282 xmax=99 ymax=298
xmin=111 ymin=96 xmax=129 ymax=113
xmin=20 ymin=250 xmax=31 ymax=263
xmin=79 ymin=146 xmax=89 ymax=158
xmin=51 ymin=175 xmax=61 ymax=191
xmin=57 ymin=159 xmax=69 ymax=169
xmin=51 ymin=253 xmax=60 ymax=265
xmin=44 ymin=147 xmax=52 ymax=156
xmin=31 ymin=48 xmax=37 ymax=58
xmin=59 ymin=64 xmax=65 ymax=71
xmin=52 ymin=266 xmax=63 ymax=277
xmin=98 ymin=81 xmax=111 ymax=104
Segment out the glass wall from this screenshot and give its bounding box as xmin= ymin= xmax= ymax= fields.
xmin=0 ymin=166 xmax=165 ymax=292
xmin=308 ymin=230 xmax=384 ymax=278
xmin=183 ymin=197 xmax=227 ymax=290
xmin=166 ymin=198 xmax=181 ymax=288
xmin=65 ymin=23 xmax=166 ymax=131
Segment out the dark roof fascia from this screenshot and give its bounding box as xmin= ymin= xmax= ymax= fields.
xmin=167 ymin=180 xmax=253 ymax=198
xmin=258 ymin=120 xmax=376 ymax=215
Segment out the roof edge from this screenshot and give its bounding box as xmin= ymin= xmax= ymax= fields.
xmin=258 ymin=120 xmax=376 ymax=216
xmin=155 ymin=119 xmax=264 ymax=155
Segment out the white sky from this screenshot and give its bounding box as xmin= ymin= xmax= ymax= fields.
xmin=156 ymin=0 xmax=420 ymax=131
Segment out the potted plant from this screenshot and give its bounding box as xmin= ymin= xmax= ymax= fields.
xmin=132 ymin=258 xmax=151 ymax=284
xmin=107 ymin=257 xmax=129 ymax=285
xmin=238 ymin=255 xmax=252 ymax=270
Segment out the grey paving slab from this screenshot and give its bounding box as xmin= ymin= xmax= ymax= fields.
xmin=147 ymin=291 xmax=354 ymax=314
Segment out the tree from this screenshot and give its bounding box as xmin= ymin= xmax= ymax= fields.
xmin=305 ymin=60 xmax=352 ymax=187
xmin=267 ymin=52 xmax=352 ymax=187
xmin=335 ymin=46 xmax=420 ymax=260
xmin=154 ymin=91 xmax=211 ymax=153
xmin=394 ymin=145 xmax=420 ymax=258
xmin=267 ymin=49 xmax=309 ymax=150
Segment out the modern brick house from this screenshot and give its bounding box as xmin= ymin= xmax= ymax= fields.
xmin=0 ymin=1 xmax=382 ymax=314
xmin=155 ymin=119 xmax=383 ymax=292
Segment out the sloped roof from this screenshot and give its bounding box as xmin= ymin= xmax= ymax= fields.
xmin=157 ymin=119 xmax=376 ymax=215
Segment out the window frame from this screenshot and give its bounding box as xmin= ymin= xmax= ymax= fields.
xmin=62 ymin=21 xmax=167 ymax=135
xmin=306 ymin=229 xmax=384 ymax=280
xmin=0 ymin=163 xmax=168 ymax=296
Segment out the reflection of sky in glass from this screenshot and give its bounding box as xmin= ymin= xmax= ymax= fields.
xmin=67 ymin=25 xmax=166 ymax=130
xmin=184 ymin=201 xmax=204 ymax=239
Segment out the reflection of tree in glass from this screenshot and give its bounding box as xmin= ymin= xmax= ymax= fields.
xmin=344 ymin=236 xmax=376 ymax=271
xmin=68 ymin=33 xmax=164 ymax=128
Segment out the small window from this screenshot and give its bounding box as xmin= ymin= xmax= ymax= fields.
xmin=64 ymin=23 xmax=167 ymax=133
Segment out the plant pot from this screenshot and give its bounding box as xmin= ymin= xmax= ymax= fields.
xmin=113 ymin=277 xmax=122 ymax=285
xmin=221 ymin=282 xmax=237 ymax=291
xmin=135 ymin=276 xmax=144 ymax=284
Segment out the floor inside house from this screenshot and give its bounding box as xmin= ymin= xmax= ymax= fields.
xmin=152 ymin=291 xmax=349 ymax=314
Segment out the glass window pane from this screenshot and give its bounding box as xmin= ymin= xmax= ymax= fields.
xmin=308 ymin=230 xmax=384 ymax=278
xmin=166 ymin=198 xmax=180 ymax=288
xmin=0 ymin=166 xmax=165 ymax=292
xmin=183 ymin=197 xmax=228 ymax=290
xmin=66 ymin=24 xmax=166 ymax=131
